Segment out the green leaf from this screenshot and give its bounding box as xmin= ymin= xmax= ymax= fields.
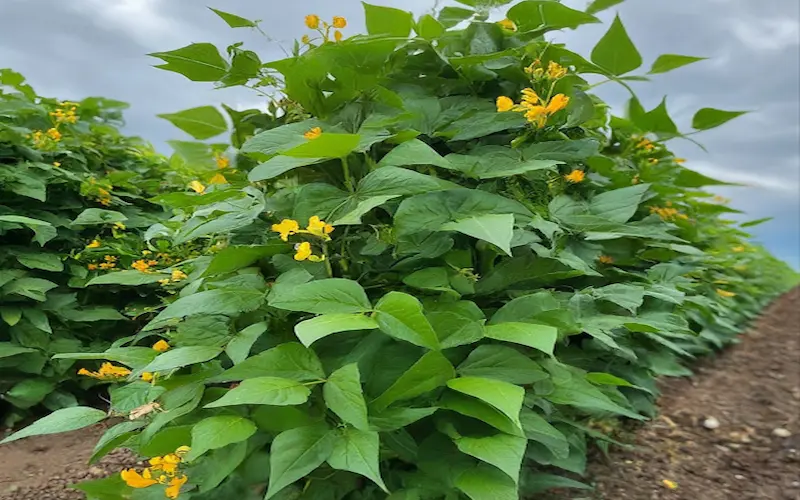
xmin=149 ymin=43 xmax=228 ymax=82
xmin=649 ymin=54 xmax=706 ymax=74
xmin=372 ymin=351 xmax=455 ymax=411
xmin=441 ymin=213 xmax=514 ymax=256
xmin=520 ymin=408 xmax=569 ymax=459
xmin=241 ymin=121 xmax=316 ymax=156
xmin=508 ymin=1 xmax=600 ymax=32
xmin=692 ymin=108 xmax=748 ymax=130
xmin=523 ymin=139 xmax=599 ymax=163
xmin=455 ymin=463 xmax=518 ymax=500
xmin=446 ymin=377 xmax=524 ymax=429
xmin=86 ymin=270 xmax=168 ymax=286
xmin=590 ymin=15 xmax=642 ymax=75
xmin=269 ymin=279 xmax=372 ymax=315
xmin=71 ymin=209 xmax=127 ymax=226
xmin=295 ymin=314 xmax=379 ymax=348
xmin=283 ymin=133 xmax=361 ymax=159
xmin=377 ymin=139 xmax=452 ymax=169
xmin=458 ymin=345 xmax=547 ymax=384
xmin=248 ymin=155 xmax=324 ymax=181
xmin=394 ymin=189 xmax=531 ymax=237
xmin=212 ymin=342 xmax=325 ymax=382
xmin=146 ymin=288 xmax=264 ymax=328
xmin=203 ymin=244 xmax=286 ymax=276
xmin=328 ymin=428 xmax=388 ymax=492
xmin=324 ymin=364 xmax=369 ymax=430
xmin=440 ymin=391 xmax=522 ymax=436
xmin=359 ymin=165 xmax=458 ymax=197
xmin=205 ymin=377 xmax=311 ymax=408
xmin=586 ymin=372 xmax=636 ymax=388
xmin=195 ymin=441 xmax=249 ymax=493
xmin=369 ymin=407 xmax=438 ymax=431
xmin=332 ymin=195 xmax=401 ymax=225
xmin=589 ymin=183 xmax=650 ymax=223
xmin=438 ymin=6 xmax=474 ymax=28
xmin=403 ymin=268 xmax=453 ymax=294
xmin=2 ymin=277 xmax=57 ymax=301
xmin=15 ymin=253 xmax=63 ymax=272
xmin=0 ymin=342 xmax=34 ymax=358
xmin=209 ymin=7 xmax=258 ymax=28
xmin=546 ymin=371 xmax=645 ymax=420
xmin=188 ymin=415 xmax=257 ymax=460
xmin=52 ymin=347 xmax=158 ymax=368
xmin=374 ymin=292 xmax=440 ymax=350
xmin=484 ymin=323 xmax=558 ymax=355
xmin=1 ymin=407 xmax=106 ymax=444
xmin=158 ymin=106 xmax=227 ymax=140
xmin=455 ymin=433 xmax=527 ymax=483
xmin=740 ymin=217 xmax=773 ymax=228
xmin=137 ymin=346 xmax=222 ymax=374
xmin=0 ymin=215 xmax=56 ymax=245
xmin=591 ymin=284 xmax=644 ymax=313
xmin=585 ymin=0 xmax=624 ymax=14
xmin=416 ymin=14 xmax=445 ymax=39
xmin=266 ymin=425 xmax=335 ymax=500
xmin=3 ymin=379 xmax=55 ymax=409
xmin=363 ymin=3 xmax=414 ymax=37
xmin=225 ymin=322 xmax=267 ymax=365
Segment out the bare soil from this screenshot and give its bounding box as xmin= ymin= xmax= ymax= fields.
xmin=0 ymin=289 xmax=797 ymax=500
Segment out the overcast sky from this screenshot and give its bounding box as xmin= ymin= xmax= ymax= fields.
xmin=1 ymin=0 xmax=798 ymax=267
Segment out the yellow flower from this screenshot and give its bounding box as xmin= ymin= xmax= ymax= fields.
xmin=150 ymin=454 xmax=181 ymax=476
xmin=648 ymin=158 xmax=659 ymax=164
xmin=87 ymin=263 xmax=98 ymax=271
xmin=674 ymin=158 xmax=686 ymax=164
xmin=175 ymin=446 xmax=191 ymax=458
xmin=152 ymin=340 xmax=170 ymax=352
xmin=332 ymin=16 xmax=347 ymax=28
xmin=188 ymin=181 xmax=205 ymax=194
xmin=272 ymin=219 xmax=300 ymax=241
xmin=53 ymin=161 xmax=61 ymax=167
xmin=520 ymin=88 xmax=541 ymax=107
xmin=294 ymin=241 xmax=313 ymax=261
xmin=564 ymin=169 xmax=586 ymax=184
xmin=171 ymin=269 xmax=188 ymax=281
xmin=636 ymin=138 xmax=655 ymax=151
xmin=716 ymin=289 xmax=736 ymax=298
xmin=732 ymin=245 xmax=746 ymax=252
xmin=304 ymin=127 xmax=322 ymax=140
xmin=113 ymin=222 xmax=126 ymax=230
xmin=158 ymin=278 xmax=170 ymax=286
xmin=141 ymin=372 xmax=155 ymax=382
xmin=214 ymin=154 xmax=229 ymax=169
xmin=546 ymin=61 xmax=567 ymax=79
xmin=496 ymin=96 xmax=515 ymax=112
xmin=545 ymin=94 xmax=570 ymax=114
xmin=208 ymin=173 xmax=227 ymax=185
xmin=497 ymin=18 xmax=516 ymax=31
xmin=46 ymin=128 xmax=61 ymax=141
xmin=305 ymin=14 xmax=320 ymax=29
xmin=306 ymin=216 xmax=334 ymax=238
xmin=104 ymin=255 xmax=118 ymax=262
xmin=87 ymin=239 xmax=101 ymax=249
xmin=79 ymin=362 xmax=131 ymax=380
xmin=632 ymin=174 xmax=641 ymax=185
xmin=99 ymin=262 xmax=116 ymax=270
xmin=334 ymin=30 xmax=343 ymax=42
xmin=131 ymin=260 xmax=152 ymax=273
xmin=121 ymin=468 xmax=158 ymax=488
xmin=301 ymin=34 xmax=311 ymax=44
xmin=661 ymin=479 xmax=678 ymax=490
xmin=524 ymin=106 xmax=548 ymax=128
xmin=598 ymin=255 xmax=614 ymax=264
xmin=525 ymin=60 xmax=544 ymax=79
xmin=165 ymin=475 xmax=188 ymax=499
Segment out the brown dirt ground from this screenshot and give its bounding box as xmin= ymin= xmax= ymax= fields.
xmin=0 ymin=288 xmax=797 ymax=500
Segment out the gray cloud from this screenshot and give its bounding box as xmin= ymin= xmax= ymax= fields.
xmin=1 ymin=0 xmax=797 ymax=266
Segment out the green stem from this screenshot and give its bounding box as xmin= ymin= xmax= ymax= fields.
xmin=341 ymin=156 xmax=354 ymax=192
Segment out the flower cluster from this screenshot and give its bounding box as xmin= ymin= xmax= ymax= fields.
xmin=598 ymin=255 xmax=615 ymax=265
xmin=158 ymin=269 xmax=188 ymax=286
xmin=121 ymin=446 xmax=190 ymax=499
xmin=303 ymin=14 xmax=347 ymax=44
xmin=272 ymin=216 xmax=334 ymax=262
xmin=304 ymin=126 xmax=322 ymax=140
xmin=649 ymin=202 xmax=688 ymax=221
xmin=87 ymin=255 xmax=118 ymax=271
xmin=188 ymin=180 xmax=206 ymax=194
xmin=28 ymin=128 xmax=62 ymax=149
xmin=77 ymin=362 xmax=131 ymax=380
xmin=132 ymin=259 xmax=160 ymax=273
xmin=50 ymin=102 xmax=78 ymax=124
xmin=496 ymin=86 xmax=570 ymax=128
xmin=525 ymin=59 xmax=568 ymax=80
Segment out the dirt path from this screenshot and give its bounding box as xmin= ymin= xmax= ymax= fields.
xmin=582 ymin=287 xmax=800 ymax=500
xmin=1 ymin=289 xmax=797 ymax=500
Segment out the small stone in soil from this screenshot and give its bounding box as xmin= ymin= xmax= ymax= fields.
xmin=703 ymin=417 xmax=721 ymax=430
xmin=772 ymin=428 xmax=792 ymax=438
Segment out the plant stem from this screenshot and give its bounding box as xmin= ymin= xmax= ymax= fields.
xmin=341 ymin=156 xmax=353 ymax=192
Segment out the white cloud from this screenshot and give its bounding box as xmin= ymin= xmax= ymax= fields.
xmin=687 ymin=159 xmax=800 ymax=194
xmin=67 ymin=0 xmax=189 ymax=50
xmin=730 ymin=18 xmax=800 ymax=51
